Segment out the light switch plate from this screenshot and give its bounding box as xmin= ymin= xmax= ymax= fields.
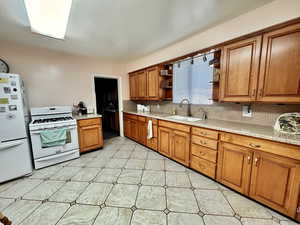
xmin=242 ymin=105 xmax=252 ymax=117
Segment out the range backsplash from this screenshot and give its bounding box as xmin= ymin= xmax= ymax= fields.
xmin=123 ymin=100 xmax=300 ymax=127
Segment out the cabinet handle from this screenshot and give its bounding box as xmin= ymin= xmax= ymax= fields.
xmin=249 ymin=143 xmax=261 ymax=148
xmin=254 ymin=157 xmax=260 ymax=167
xmin=247 ymin=156 xmax=251 ymax=164
xmin=252 ymin=89 xmax=256 ymax=97
xmin=259 ymin=89 xmax=263 ymax=97
xmin=200 ymin=152 xmax=206 ymax=156
xmin=200 ymin=131 xmax=207 ymax=136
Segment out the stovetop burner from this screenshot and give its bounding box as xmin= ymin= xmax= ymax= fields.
xmin=33 ymin=116 xmax=74 ymax=124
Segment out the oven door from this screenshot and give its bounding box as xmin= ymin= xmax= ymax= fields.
xmin=30 ymin=125 xmax=79 ymax=159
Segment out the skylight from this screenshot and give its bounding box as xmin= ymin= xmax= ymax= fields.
xmin=24 ymin=0 xmax=72 ymax=40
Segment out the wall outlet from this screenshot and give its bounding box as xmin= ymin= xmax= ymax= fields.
xmin=242 ymin=105 xmax=252 ymax=117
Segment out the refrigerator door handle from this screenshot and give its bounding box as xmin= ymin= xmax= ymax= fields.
xmin=0 ymin=140 xmax=24 ymax=151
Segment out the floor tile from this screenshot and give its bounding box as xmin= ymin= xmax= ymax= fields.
xmin=0 ymin=179 xmax=43 ymax=198
xmin=131 ymin=149 xmax=148 ymax=159
xmin=49 ymin=167 xmax=81 ymax=181
xmin=194 ymin=189 xmax=234 ymax=216
xmin=280 ymin=221 xmax=299 ymax=225
xmin=98 ymin=149 xmax=118 ymax=158
xmin=106 ymin=184 xmax=138 ymax=208
xmin=19 ymin=202 xmax=70 ymax=225
xmin=241 ymin=218 xmax=280 ymax=225
xmin=65 ymin=157 xmax=94 ymax=167
xmin=87 ymin=157 xmax=110 ymax=168
xmin=119 ymin=145 xmax=136 ymax=151
xmin=147 ymin=151 xmax=164 ymax=160
xmin=3 ymin=200 xmax=41 ymax=225
xmin=165 ymin=160 xmax=186 ymax=172
xmin=188 ymin=172 xmax=219 ymax=189
xmin=203 ymin=215 xmax=242 ymax=225
xmin=56 ymin=204 xmax=100 ymax=225
xmin=166 ymin=188 xmax=199 ymax=213
xmin=105 ymin=159 xmax=128 ymax=169
xmin=117 ymin=169 xmax=143 ymax=184
xmin=125 ymin=159 xmax=146 ymax=169
xmin=114 ymin=150 xmax=133 ymax=159
xmin=49 ymin=181 xmax=88 ymax=203
xmin=0 ymin=179 xmax=22 ymax=193
xmin=0 ymin=198 xmax=14 ymax=211
xmin=136 ymin=186 xmax=166 ymax=210
xmin=23 ymin=180 xmax=65 ymax=201
xmin=168 ymin=212 xmax=204 ymax=225
xmin=93 ymin=207 xmax=132 ymax=225
xmin=94 ymin=168 xmax=122 ymax=183
xmin=223 ymin=190 xmax=272 ymax=219
xmin=71 ymin=167 xmax=101 ymax=182
xmin=131 ymin=210 xmax=166 ymax=225
xmin=29 ymin=165 xmax=63 ymax=179
xmin=145 ymin=159 xmax=165 ymax=170
xmin=166 ymin=172 xmax=191 ymax=188
xmin=141 ymin=170 xmax=165 ymax=186
xmin=76 ymin=183 xmax=113 ymax=205
xmin=81 ymin=150 xmax=102 ymax=158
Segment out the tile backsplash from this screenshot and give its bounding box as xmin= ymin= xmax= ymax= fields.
xmin=123 ymin=100 xmax=300 ymax=127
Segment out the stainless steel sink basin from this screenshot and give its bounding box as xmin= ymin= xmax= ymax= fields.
xmin=166 ymin=115 xmax=202 ymax=122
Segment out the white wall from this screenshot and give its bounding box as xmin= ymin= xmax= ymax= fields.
xmin=126 ymin=0 xmax=300 ymax=72
xmin=0 ymin=40 xmax=129 ymax=107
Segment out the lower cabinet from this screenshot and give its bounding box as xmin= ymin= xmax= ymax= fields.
xmin=78 ymin=117 xmax=103 ymax=153
xmin=146 ymin=118 xmax=158 ymax=151
xmin=158 ymin=127 xmax=172 ymax=157
xmin=138 ymin=116 xmax=147 ymax=145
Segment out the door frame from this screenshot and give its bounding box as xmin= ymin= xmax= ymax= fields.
xmin=92 ymin=74 xmax=124 ymax=137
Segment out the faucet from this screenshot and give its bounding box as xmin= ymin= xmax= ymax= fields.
xmin=179 ymin=98 xmax=192 ymax=117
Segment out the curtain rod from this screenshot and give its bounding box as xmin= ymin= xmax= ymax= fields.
xmin=170 ymin=49 xmax=219 ymax=65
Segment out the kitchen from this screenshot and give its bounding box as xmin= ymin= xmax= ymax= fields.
xmin=0 ymin=0 xmax=300 ymax=225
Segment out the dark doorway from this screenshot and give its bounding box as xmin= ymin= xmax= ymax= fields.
xmin=94 ymin=77 xmax=120 ymax=140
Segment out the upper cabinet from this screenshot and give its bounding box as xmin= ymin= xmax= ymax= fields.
xmin=220 ymin=36 xmax=261 ymax=102
xmin=257 ymin=23 xmax=300 ymax=103
xmin=220 ymin=22 xmax=300 ymax=103
xmin=129 ymin=65 xmax=173 ymax=101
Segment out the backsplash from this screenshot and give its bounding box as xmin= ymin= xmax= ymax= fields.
xmin=123 ymin=100 xmax=300 ymax=127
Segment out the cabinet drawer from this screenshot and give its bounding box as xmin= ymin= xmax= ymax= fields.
xmin=124 ymin=113 xmax=138 ymax=120
xmin=190 ymin=156 xmax=216 ymax=179
xmin=147 ymin=117 xmax=158 ymax=125
xmin=158 ymin=120 xmax=190 ymax=133
xmin=192 ymin=135 xmax=218 ymax=150
xmin=220 ymin=132 xmax=300 ymax=160
xmin=191 ymin=144 xmax=217 ymax=163
xmin=138 ymin=116 xmax=146 ymax=122
xmin=192 ymin=127 xmax=218 ymax=140
xmin=78 ymin=118 xmax=101 ymax=127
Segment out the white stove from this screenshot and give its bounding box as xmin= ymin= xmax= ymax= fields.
xmin=29 ymin=106 xmax=80 ymax=169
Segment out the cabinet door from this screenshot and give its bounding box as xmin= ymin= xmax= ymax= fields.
xmin=136 ymin=70 xmax=147 ymax=99
xmin=147 ymin=123 xmax=158 ymax=151
xmin=250 ymin=151 xmax=300 ymax=217
xmin=138 ymin=121 xmax=147 ymax=145
xmin=124 ymin=118 xmax=131 ymax=138
xmin=129 ymin=74 xmax=137 ymax=100
xmin=79 ymin=125 xmax=103 ymax=153
xmin=158 ymin=127 xmax=172 ymax=157
xmin=258 ymin=23 xmax=300 ymax=103
xmin=147 ymin=67 xmax=159 ymax=99
xmin=130 ymin=119 xmax=138 ymax=141
xmin=171 ymin=130 xmax=190 ymax=166
xmin=217 ymin=142 xmax=252 ymax=194
xmin=220 ymin=36 xmax=261 ymax=102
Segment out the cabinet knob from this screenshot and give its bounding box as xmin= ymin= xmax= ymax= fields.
xmin=247 ymin=156 xmax=251 ymax=164
xmin=254 ymin=157 xmax=260 ymax=167
xmin=249 ymin=143 xmax=261 ymax=148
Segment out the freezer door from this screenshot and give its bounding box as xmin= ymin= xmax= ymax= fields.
xmin=0 ymin=138 xmax=33 ymax=183
xmin=0 ymin=73 xmax=27 ymax=142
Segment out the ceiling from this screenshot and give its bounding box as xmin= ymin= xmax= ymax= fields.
xmin=0 ymin=0 xmax=274 ymax=60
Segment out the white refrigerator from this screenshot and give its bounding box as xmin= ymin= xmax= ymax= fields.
xmin=0 ymin=73 xmax=32 ymax=183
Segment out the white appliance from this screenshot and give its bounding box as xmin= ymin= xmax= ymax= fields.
xmin=0 ymin=73 xmax=33 ymax=183
xmin=29 ymin=106 xmax=79 ymax=169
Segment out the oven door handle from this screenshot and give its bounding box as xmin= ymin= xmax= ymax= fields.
xmin=0 ymin=140 xmax=24 ymax=151
xmin=35 ymin=150 xmax=78 ymax=162
xmin=31 ymin=127 xmax=77 ymax=135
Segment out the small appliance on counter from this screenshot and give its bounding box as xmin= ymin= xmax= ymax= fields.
xmin=137 ymin=104 xmax=150 ymax=113
xmin=274 ymin=112 xmax=300 ymax=134
xmin=73 ymin=101 xmax=87 ymax=116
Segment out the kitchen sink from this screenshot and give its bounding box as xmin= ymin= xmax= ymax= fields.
xmin=166 ymin=115 xmax=202 ymax=122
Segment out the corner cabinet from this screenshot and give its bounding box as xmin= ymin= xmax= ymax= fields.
xmin=77 ymin=117 xmax=103 ymax=153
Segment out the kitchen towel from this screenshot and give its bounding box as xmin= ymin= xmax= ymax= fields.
xmin=147 ymin=120 xmax=153 ymax=139
xmin=40 ymin=128 xmax=67 ymax=148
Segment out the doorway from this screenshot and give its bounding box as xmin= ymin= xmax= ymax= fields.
xmin=94 ymin=77 xmax=120 ymax=140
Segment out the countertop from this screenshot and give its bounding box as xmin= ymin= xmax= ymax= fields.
xmin=73 ymin=113 xmax=102 ymax=120
xmin=123 ymin=110 xmax=300 ymax=146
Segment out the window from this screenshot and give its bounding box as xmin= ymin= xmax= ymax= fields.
xmin=173 ymin=53 xmax=214 ymax=105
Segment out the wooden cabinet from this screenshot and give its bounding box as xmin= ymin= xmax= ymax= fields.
xmin=250 ymin=151 xmax=300 ymax=217
xmin=137 ymin=116 xmax=147 ymax=145
xmin=136 ymin=70 xmax=147 ymax=99
xmin=220 ymin=36 xmax=261 ymax=102
xmin=129 ymin=74 xmax=138 ymax=100
xmin=257 ymin=23 xmax=300 ymax=103
xmin=158 ymin=120 xmax=190 ymax=166
xmin=78 ymin=117 xmax=103 ymax=153
xmin=147 ymin=67 xmax=159 ymax=100
xmin=217 ymin=142 xmax=252 ymax=194
xmin=146 ymin=118 xmax=158 ymax=151
xmin=123 ymin=113 xmax=138 ymax=141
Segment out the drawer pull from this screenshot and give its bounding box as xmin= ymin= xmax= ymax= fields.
xmin=200 ymin=140 xmax=207 ymax=145
xmin=249 ymin=143 xmax=261 ymax=148
xmin=200 ymin=152 xmax=206 ymax=156
xmin=254 ymin=157 xmax=260 ymax=167
xmin=247 ymin=156 xmax=251 ymax=164
xmin=200 ymin=131 xmax=208 ymax=136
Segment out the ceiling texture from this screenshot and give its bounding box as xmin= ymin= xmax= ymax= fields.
xmin=0 ymin=0 xmax=274 ymax=60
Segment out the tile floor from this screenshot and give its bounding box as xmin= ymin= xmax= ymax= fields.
xmin=0 ymin=136 xmax=298 ymax=225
